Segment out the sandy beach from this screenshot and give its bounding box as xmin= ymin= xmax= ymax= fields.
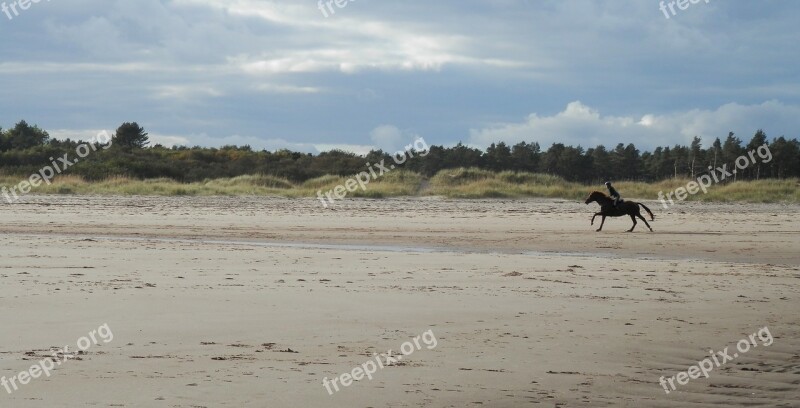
xmin=1 ymin=195 xmax=798 ymax=407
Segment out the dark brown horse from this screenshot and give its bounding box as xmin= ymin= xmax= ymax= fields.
xmin=584 ymin=191 xmax=655 ymax=232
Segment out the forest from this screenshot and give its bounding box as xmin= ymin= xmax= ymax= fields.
xmin=1 ymin=120 xmax=798 ymax=184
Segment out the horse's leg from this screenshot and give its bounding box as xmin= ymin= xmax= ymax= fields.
xmin=596 ymin=215 xmax=606 ymax=232
xmin=637 ymin=214 xmax=653 ymax=232
xmin=591 ymin=212 xmax=601 ymax=225
xmin=627 ymin=214 xmax=637 ymax=232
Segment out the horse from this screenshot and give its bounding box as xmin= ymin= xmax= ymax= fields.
xmin=584 ymin=191 xmax=655 ymax=232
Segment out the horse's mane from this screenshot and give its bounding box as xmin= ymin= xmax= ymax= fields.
xmin=589 ymin=191 xmax=609 ymax=198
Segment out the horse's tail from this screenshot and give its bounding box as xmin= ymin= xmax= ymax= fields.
xmin=638 ymin=202 xmax=655 ymax=221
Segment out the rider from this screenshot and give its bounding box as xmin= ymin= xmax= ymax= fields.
xmin=605 ymin=181 xmax=621 ymax=208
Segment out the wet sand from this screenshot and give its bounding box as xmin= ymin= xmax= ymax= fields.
xmin=0 ymin=195 xmax=798 ymax=407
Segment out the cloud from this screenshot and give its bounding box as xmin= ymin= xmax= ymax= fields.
xmin=153 ymin=85 xmax=224 ymax=100
xmin=370 ymin=125 xmax=422 ymax=153
xmin=208 ymin=0 xmax=527 ymax=75
xmin=312 ymin=143 xmax=376 ymax=156
xmin=150 ymin=133 xmax=319 ymax=152
xmin=49 ymin=129 xmax=115 ymax=143
xmin=469 ymin=100 xmax=800 ymax=150
xmin=2 ymin=0 xmax=798 ymax=153
xmin=50 ymin=128 xmax=378 ymax=154
xmin=50 ymin=129 xmax=189 ymax=147
xmin=147 ymin=133 xmax=193 ymax=147
xmin=254 ymin=83 xmax=323 ymax=94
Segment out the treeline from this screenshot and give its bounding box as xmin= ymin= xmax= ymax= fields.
xmin=1 ymin=120 xmax=798 ymax=183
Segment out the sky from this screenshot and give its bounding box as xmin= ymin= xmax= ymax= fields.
xmin=0 ymin=0 xmax=798 ymax=155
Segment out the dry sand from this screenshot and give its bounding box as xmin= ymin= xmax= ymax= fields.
xmin=0 ymin=195 xmax=798 ymax=407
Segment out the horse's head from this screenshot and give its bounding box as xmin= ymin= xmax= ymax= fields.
xmin=585 ymin=191 xmax=607 ymax=204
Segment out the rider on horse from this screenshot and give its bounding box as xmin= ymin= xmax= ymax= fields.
xmin=605 ymin=181 xmax=621 ymax=208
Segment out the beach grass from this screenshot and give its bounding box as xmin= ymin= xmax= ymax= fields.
xmin=0 ymin=169 xmax=796 ymax=203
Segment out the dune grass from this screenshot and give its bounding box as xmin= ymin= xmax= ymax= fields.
xmin=425 ymin=168 xmax=799 ymax=203
xmin=284 ymin=170 xmax=423 ymax=199
xmin=572 ymin=178 xmax=800 ymax=203
xmin=0 ymin=168 xmax=796 ymax=203
xmin=426 ymin=168 xmax=586 ymax=199
xmin=0 ymin=174 xmax=296 ymax=197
